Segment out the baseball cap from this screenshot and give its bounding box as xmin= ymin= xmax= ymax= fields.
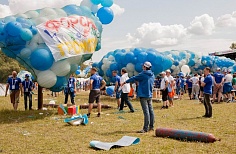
xmin=143 ymin=61 xmax=152 ymax=68
xmin=216 ymin=68 xmax=221 ymax=71
xmin=160 ymin=71 xmax=166 ymax=75
xmin=166 ymin=69 xmax=171 ymax=73
xmin=228 ymin=69 xmax=232 ymax=73
xmin=25 ymin=74 xmax=30 ymax=77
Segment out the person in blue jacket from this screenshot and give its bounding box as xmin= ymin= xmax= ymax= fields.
xmin=64 ymin=74 xmax=76 ymax=105
xmin=121 ymin=61 xmax=155 ymax=133
xmin=22 ymin=74 xmax=34 ymax=110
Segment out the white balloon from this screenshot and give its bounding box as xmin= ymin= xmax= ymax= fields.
xmin=54 ymin=8 xmax=67 ymax=18
xmin=181 ymin=65 xmax=190 ymax=74
xmin=39 ymin=8 xmax=57 ymax=17
xmin=101 ymin=64 xmax=107 ymax=71
xmin=51 ymin=60 xmax=71 ymax=76
xmin=20 ymin=48 xmax=32 ymax=58
xmin=128 ymin=71 xmax=134 ymax=77
xmin=108 ymin=55 xmax=115 ymax=61
xmin=37 ymin=70 xmax=57 ymax=88
xmin=102 ymin=58 xmax=108 ymax=64
xmin=26 ymin=42 xmax=38 ymax=51
xmin=171 ymin=65 xmax=176 ymax=70
xmin=68 ymin=55 xmax=82 ymax=64
xmin=25 ymin=10 xmax=39 ymax=18
xmin=33 ymin=17 xmax=49 ymax=25
xmin=15 ymin=13 xmax=28 ymax=18
xmin=126 ymin=63 xmax=135 ymax=71
xmin=80 ymin=0 xmax=93 ymax=9
xmin=134 ymin=71 xmax=139 ymax=76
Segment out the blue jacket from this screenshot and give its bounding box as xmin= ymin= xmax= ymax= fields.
xmin=126 ymin=70 xmax=154 ymax=98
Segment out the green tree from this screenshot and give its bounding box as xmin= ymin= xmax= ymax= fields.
xmin=0 ymin=51 xmax=25 ymax=83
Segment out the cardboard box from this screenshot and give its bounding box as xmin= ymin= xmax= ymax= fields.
xmin=68 ymin=106 xmax=76 ymax=115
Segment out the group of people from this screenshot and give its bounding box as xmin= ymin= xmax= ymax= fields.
xmin=7 ymin=61 xmax=231 ymax=132
xmin=5 ymin=71 xmax=34 ymax=111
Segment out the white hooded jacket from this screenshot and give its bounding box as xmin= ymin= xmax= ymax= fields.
xmin=119 ymin=73 xmax=131 ymax=93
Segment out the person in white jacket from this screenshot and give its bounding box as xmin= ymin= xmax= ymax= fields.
xmin=119 ymin=68 xmax=135 ymax=112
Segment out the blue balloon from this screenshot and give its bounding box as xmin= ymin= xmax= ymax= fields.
xmin=147 ymin=52 xmax=157 ymax=64
xmin=92 ymin=62 xmax=98 ymax=68
xmin=125 ymin=52 xmax=135 ymax=62
xmin=137 ymin=52 xmax=147 ymax=63
xmin=29 ymin=26 xmax=37 ymax=35
xmin=77 ymin=66 xmax=81 ymax=70
xmin=5 ymin=21 xmax=22 ymax=36
xmin=50 ymin=76 xmax=67 ymax=92
xmin=20 ymin=28 xmax=33 ymax=41
xmin=62 ymin=5 xmax=82 ymax=16
xmin=97 ymin=7 xmax=114 ymax=24
xmin=91 ymin=0 xmax=101 ymax=5
xmin=106 ymin=69 xmax=112 ymax=77
xmin=16 ymin=17 xmax=33 ymax=28
xmin=135 ymin=63 xmax=143 ymax=72
xmin=106 ymin=86 xmax=114 ymax=96
xmin=30 ymin=48 xmax=54 ymax=71
xmin=75 ymin=70 xmax=80 ymax=75
xmin=5 ymin=35 xmax=26 ymax=50
xmin=101 ymin=0 xmax=113 ymax=7
xmin=110 ymin=62 xmax=118 ymax=71
xmin=115 ymin=52 xmax=125 ymax=62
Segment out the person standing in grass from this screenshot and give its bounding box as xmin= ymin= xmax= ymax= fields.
xmin=212 ymin=68 xmax=224 ymax=103
xmin=180 ymin=76 xmax=185 ymax=100
xmin=201 ymin=67 xmax=213 ymax=118
xmin=119 ymin=68 xmax=134 ymax=112
xmin=5 ymin=71 xmax=23 ymax=110
xmin=22 ymin=74 xmax=34 ymax=110
xmin=175 ymin=76 xmax=181 ymax=98
xmin=112 ymin=70 xmax=121 ymax=109
xmin=186 ymin=75 xmax=193 ymax=100
xmin=160 ymin=72 xmax=169 ymax=109
xmin=64 ymin=74 xmax=76 ymax=105
xmin=121 ymin=62 xmax=155 ymax=133
xmin=87 ymin=68 xmax=106 ymax=118
xmin=166 ymin=70 xmax=175 ymax=106
xmin=190 ymin=74 xmax=200 ymax=100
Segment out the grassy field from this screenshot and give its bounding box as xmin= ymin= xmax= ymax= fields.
xmin=0 ymin=90 xmax=235 ymax=154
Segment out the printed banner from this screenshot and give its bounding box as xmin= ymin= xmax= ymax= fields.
xmin=37 ymin=16 xmax=100 ymax=61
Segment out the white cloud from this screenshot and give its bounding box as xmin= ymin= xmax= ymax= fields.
xmin=8 ymin=0 xmax=82 ymax=15
xmin=111 ymin=4 xmax=125 ymax=16
xmin=188 ymin=14 xmax=215 ymax=35
xmin=216 ymin=11 xmax=236 ymax=27
xmin=127 ymin=22 xmax=188 ymax=48
xmin=0 ymin=4 xmax=12 ymax=18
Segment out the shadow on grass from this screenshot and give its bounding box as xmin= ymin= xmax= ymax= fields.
xmin=0 ymin=109 xmax=55 ymax=124
xmin=178 ymin=116 xmax=204 ymax=121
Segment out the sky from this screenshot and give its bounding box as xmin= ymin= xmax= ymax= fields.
xmin=0 ymin=0 xmax=236 ymax=62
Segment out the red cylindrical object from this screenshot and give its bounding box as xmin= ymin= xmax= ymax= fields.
xmin=155 ymin=128 xmax=219 ymax=143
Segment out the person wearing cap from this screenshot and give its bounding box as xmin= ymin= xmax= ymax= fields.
xmin=121 ymin=62 xmax=155 ymax=133
xmin=112 ymin=70 xmax=121 ymax=109
xmin=87 ymin=67 xmax=106 ymax=118
xmin=64 ymin=74 xmax=76 ymax=105
xmin=5 ymin=71 xmax=23 ymax=110
xmin=201 ymin=67 xmax=213 ymax=118
xmin=160 ymin=71 xmax=169 ymax=109
xmin=223 ymin=69 xmax=233 ymax=103
xmin=212 ymin=68 xmax=224 ymax=103
xmin=22 ymin=74 xmax=34 ymax=110
xmin=166 ymin=69 xmax=175 ymax=106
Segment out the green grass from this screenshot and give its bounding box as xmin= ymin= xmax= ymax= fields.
xmin=0 ymin=91 xmax=235 ymax=154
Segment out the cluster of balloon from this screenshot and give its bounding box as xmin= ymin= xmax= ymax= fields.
xmin=80 ymin=0 xmax=114 ymax=25
xmin=201 ymin=56 xmax=236 ymax=73
xmin=162 ymin=50 xmax=202 ymax=75
xmin=0 ymin=4 xmax=108 ymax=92
xmin=17 ymin=70 xmax=34 ymax=81
xmin=92 ymin=48 xmax=173 ymax=81
xmin=75 ymin=65 xmax=91 ymax=77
